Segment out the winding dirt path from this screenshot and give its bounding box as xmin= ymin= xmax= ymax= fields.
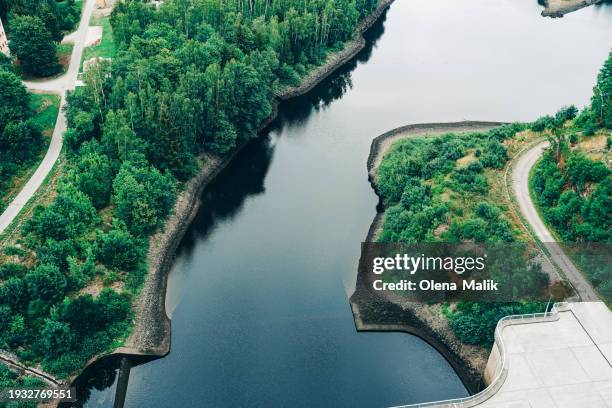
xmin=511 ymin=141 xmax=599 ymax=301
xmin=0 ymin=0 xmax=97 ymax=234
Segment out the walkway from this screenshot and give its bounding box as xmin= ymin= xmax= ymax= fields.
xmin=480 ymin=302 xmax=612 ymax=407
xmin=0 ymin=0 xmax=96 ymax=234
xmin=397 ymin=302 xmax=612 ymax=408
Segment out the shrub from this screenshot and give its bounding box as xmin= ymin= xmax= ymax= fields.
xmin=96 ymin=227 xmax=145 ymax=271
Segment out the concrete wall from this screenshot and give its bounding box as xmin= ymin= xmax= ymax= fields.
xmin=483 ymin=342 xmax=501 ymax=386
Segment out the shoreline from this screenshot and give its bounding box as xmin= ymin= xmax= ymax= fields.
xmin=541 ymin=0 xmax=602 ymax=17
xmin=63 ymin=0 xmax=396 ymax=389
xmin=352 ymin=121 xmax=505 ymax=393
xmin=275 ymin=0 xmax=394 ymax=100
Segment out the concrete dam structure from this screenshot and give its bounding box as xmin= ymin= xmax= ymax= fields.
xmin=397 ymin=302 xmax=612 ymax=408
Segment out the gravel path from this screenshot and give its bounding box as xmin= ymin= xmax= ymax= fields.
xmin=511 ymin=141 xmax=599 ymax=301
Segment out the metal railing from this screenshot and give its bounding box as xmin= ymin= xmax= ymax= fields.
xmin=390 ymin=302 xmax=571 ymax=408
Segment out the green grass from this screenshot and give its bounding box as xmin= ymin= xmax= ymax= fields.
xmin=81 ymin=15 xmax=116 ymax=72
xmin=30 ymin=93 xmax=61 ymax=134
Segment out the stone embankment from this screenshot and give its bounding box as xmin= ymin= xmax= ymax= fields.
xmin=275 ymin=0 xmax=394 ymax=100
xmin=67 ymin=0 xmax=397 ymax=388
xmin=541 ymin=0 xmax=601 ymax=17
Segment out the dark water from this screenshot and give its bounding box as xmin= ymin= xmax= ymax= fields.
xmin=78 ymin=1 xmax=612 ymax=407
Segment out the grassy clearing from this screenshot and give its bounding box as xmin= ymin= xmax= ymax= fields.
xmin=30 ymin=93 xmax=61 ymax=135
xmin=0 ymin=93 xmax=60 ymax=213
xmin=376 ymin=126 xmax=544 ymax=244
xmin=81 ymin=14 xmax=116 ymax=72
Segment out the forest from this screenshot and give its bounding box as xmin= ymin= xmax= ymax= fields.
xmin=0 ymin=0 xmax=382 ymax=378
xmin=375 ymin=51 xmax=611 ymax=345
xmin=0 ymin=0 xmax=81 ymax=76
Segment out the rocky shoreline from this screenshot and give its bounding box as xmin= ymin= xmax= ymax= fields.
xmin=541 ymin=0 xmax=601 ymax=17
xmin=351 ymin=121 xmax=505 ymax=393
xmin=63 ymin=0 xmax=397 ymax=390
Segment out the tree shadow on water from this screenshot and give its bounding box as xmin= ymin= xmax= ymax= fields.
xmin=177 ymin=133 xmax=276 ymax=258
xmin=177 ymin=6 xmax=389 ymax=258
xmin=275 ymin=7 xmax=389 ymax=128
xmin=65 ymin=7 xmax=392 ymax=406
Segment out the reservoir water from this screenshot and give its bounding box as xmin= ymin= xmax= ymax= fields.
xmin=79 ymin=0 xmax=612 ymax=407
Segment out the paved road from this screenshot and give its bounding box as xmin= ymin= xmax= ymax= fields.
xmin=0 ymin=0 xmax=96 ymax=234
xmin=512 ymin=141 xmax=599 ymax=301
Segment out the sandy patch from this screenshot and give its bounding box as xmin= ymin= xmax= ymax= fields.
xmin=456 ymin=151 xmax=477 ymax=168
xmin=85 ymin=26 xmax=103 ymax=47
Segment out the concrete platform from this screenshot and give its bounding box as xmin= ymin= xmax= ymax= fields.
xmin=397 ymin=302 xmax=612 ymax=408
xmin=480 ymin=302 xmax=612 ymax=408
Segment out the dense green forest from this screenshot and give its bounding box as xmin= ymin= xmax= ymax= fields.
xmin=375 ymin=51 xmax=611 ymax=345
xmin=531 ymin=146 xmax=610 ymax=242
xmin=0 ymin=0 xmax=382 ymax=377
xmin=0 ymin=0 xmax=81 ymax=76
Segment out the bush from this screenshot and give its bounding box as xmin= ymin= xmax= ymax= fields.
xmin=530 ymin=115 xmax=555 ymax=132
xmin=450 ymin=161 xmax=488 ymax=193
xmin=449 ymin=302 xmax=546 ymax=345
xmin=555 ymin=105 xmax=578 ymax=126
xmin=24 ymin=263 xmax=67 ymax=303
xmin=96 ymin=227 xmax=145 ymax=271
xmin=480 ymin=140 xmax=508 ymax=168
xmin=39 ymin=319 xmax=74 ymax=358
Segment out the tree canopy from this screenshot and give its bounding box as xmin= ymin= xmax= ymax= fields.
xmin=8 ymin=15 xmax=60 ymax=77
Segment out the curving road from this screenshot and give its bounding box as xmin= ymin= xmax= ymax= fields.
xmin=0 ymin=0 xmax=96 ymax=234
xmin=512 ymin=141 xmax=599 ymax=301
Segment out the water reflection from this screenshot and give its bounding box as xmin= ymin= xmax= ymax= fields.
xmin=275 ymin=10 xmax=388 ymax=126
xmin=67 ymin=0 xmax=612 ymax=405
xmin=177 ymin=135 xmax=276 ymax=257
xmin=67 ymin=7 xmax=390 ymax=407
